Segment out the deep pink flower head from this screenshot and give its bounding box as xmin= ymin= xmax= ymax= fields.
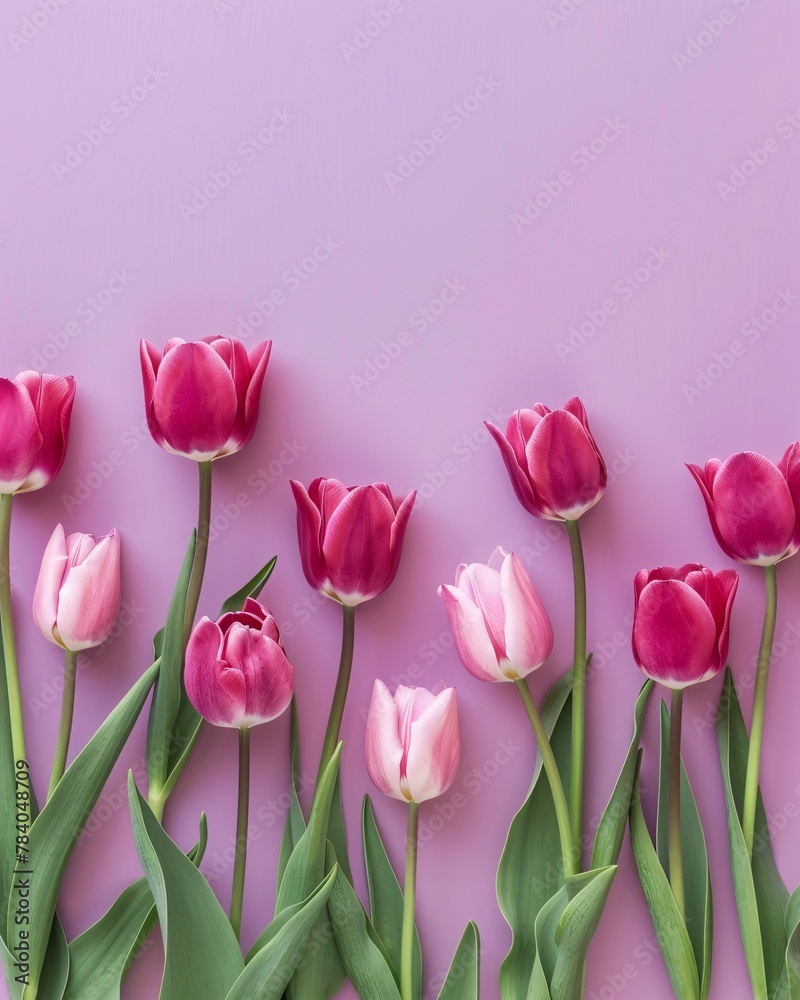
xmin=365 ymin=680 xmax=460 ymax=804
xmin=438 ymin=547 xmax=553 ymax=682
xmin=0 ymin=372 xmax=75 ymax=494
xmin=687 ymin=448 xmax=800 ymax=565
xmin=486 ymin=397 xmax=606 ymax=521
xmin=140 ymin=337 xmax=271 ymax=461
xmin=290 ymin=478 xmax=416 ymax=606
xmin=33 ymin=525 xmax=121 ymax=651
xmin=184 ymin=598 xmax=294 ymax=729
xmin=632 ymin=564 xmax=738 ymax=689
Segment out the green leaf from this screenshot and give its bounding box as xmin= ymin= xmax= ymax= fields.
xmin=229 ymin=867 xmax=337 ymax=999
xmin=326 ymin=845 xmax=402 ymax=1000
xmin=629 ymin=758 xmax=700 ymax=1000
xmin=4 ymin=660 xmax=158 ymax=997
xmin=146 ymin=532 xmax=196 ymax=799
xmin=0 ymin=623 xmax=16 ymax=938
xmin=497 ymin=672 xmax=573 ymax=999
xmin=781 ymin=885 xmax=800 ymax=999
xmin=438 ymin=921 xmax=480 ymax=1000
xmin=361 ymin=796 xmax=421 ymax=995
xmin=717 ymin=668 xmax=788 ymax=1000
xmin=127 ymin=776 xmax=243 ymax=999
xmin=592 ymin=680 xmax=654 ymax=869
xmin=219 ymin=556 xmax=277 ymax=615
xmin=276 ymin=700 xmax=307 ymax=899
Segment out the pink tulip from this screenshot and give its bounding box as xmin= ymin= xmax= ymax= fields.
xmin=290 ymin=478 xmax=416 ymax=606
xmin=486 ymin=397 xmax=606 ymax=521
xmin=33 ymin=525 xmax=121 ymax=651
xmin=185 ymin=598 xmax=294 ymax=728
xmin=438 ymin=548 xmax=553 ymax=682
xmin=0 ymin=372 xmax=75 ymax=494
xmin=365 ymin=680 xmax=460 ymax=803
xmin=632 ymin=564 xmax=738 ymax=689
xmin=140 ymin=337 xmax=271 ymax=461
xmin=687 ymin=449 xmax=800 ymax=565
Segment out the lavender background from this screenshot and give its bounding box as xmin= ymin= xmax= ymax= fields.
xmin=3 ymin=1 xmax=800 ymax=997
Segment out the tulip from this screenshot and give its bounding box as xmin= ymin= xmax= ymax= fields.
xmin=632 ymin=564 xmax=738 ymax=690
xmin=185 ymin=598 xmax=293 ymax=940
xmin=687 ymin=449 xmax=800 ymax=566
xmin=485 ymin=397 xmax=606 ymax=522
xmin=33 ymin=525 xmax=122 ymax=652
xmin=0 ymin=371 xmax=75 ymax=495
xmin=139 ymin=336 xmax=271 ymax=462
xmin=438 ymin=548 xmax=553 ymax=682
xmin=291 ymin=477 xmax=416 ymax=607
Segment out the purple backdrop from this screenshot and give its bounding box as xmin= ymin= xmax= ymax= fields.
xmin=2 ymin=1 xmax=800 ymax=997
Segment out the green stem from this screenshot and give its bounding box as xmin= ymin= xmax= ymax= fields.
xmin=401 ymin=800 xmax=420 ymax=1000
xmin=515 ymin=678 xmax=578 ymax=877
xmin=565 ymin=518 xmax=587 ymax=866
xmin=47 ymin=649 xmax=79 ymax=800
xmin=316 ymin=604 xmax=356 ymax=786
xmin=742 ymin=563 xmax=778 ymax=857
xmin=230 ymin=726 xmax=250 ymax=941
xmin=182 ymin=460 xmax=213 ymax=645
xmin=668 ymin=687 xmax=685 ymax=917
xmin=0 ymin=493 xmax=26 ymax=766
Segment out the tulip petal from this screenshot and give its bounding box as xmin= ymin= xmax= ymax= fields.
xmin=457 ymin=564 xmax=506 ymax=657
xmin=386 ymin=490 xmax=416 ymax=586
xmin=439 ymin=585 xmax=506 ymax=682
xmin=504 ymin=410 xmax=544 ymax=469
xmin=500 ymin=553 xmax=553 ymax=676
xmin=222 ymin=624 xmax=294 ymax=724
xmin=779 ymin=442 xmax=800 ymax=551
xmin=55 ymin=531 xmax=121 ymax=650
xmin=185 ymin=619 xmax=237 ymax=726
xmin=525 ymin=409 xmax=603 ymax=520
xmin=0 ymin=377 xmax=43 ymax=493
xmin=403 ymin=688 xmax=460 ymax=803
xmin=322 ymin=485 xmax=397 ymax=603
xmin=365 ymin=681 xmax=405 ymax=800
xmin=16 ymin=373 xmax=75 ymax=492
xmin=32 ymin=524 xmax=69 ymax=646
xmin=291 ymin=480 xmax=326 ymax=592
xmin=633 ymin=580 xmax=718 ymax=688
xmin=486 ymin=422 xmax=546 ymax=518
xmin=239 ymin=340 xmax=271 ymax=452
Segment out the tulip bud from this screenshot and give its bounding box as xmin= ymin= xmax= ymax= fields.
xmin=486 ymin=397 xmax=606 ymax=521
xmin=0 ymin=372 xmax=76 ymax=494
xmin=140 ymin=337 xmax=271 ymax=461
xmin=365 ymin=680 xmax=460 ymax=804
xmin=439 ymin=548 xmax=553 ymax=682
xmin=184 ymin=598 xmax=294 ymax=728
xmin=688 ymin=448 xmax=800 ymax=565
xmin=33 ymin=525 xmax=121 ymax=651
xmin=632 ymin=564 xmax=738 ymax=689
xmin=291 ymin=478 xmax=416 ymax=606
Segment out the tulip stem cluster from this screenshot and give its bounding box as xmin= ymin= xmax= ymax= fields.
xmin=514 ymin=677 xmax=578 ymax=877
xmin=566 ymin=518 xmax=587 ymax=865
xmin=317 ymin=604 xmax=356 ymax=788
xmin=183 ymin=460 xmax=213 ymax=644
xmin=401 ymin=800 xmax=420 ymax=1000
xmin=668 ymin=688 xmax=685 ymax=917
xmin=47 ymin=650 xmax=79 ymax=801
xmin=0 ymin=494 xmax=26 ymax=765
xmin=742 ymin=564 xmax=778 ymax=856
xmin=230 ymin=725 xmax=251 ymax=941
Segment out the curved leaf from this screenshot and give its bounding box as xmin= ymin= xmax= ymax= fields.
xmin=438 ymin=921 xmax=480 ymax=1000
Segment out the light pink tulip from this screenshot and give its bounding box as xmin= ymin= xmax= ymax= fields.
xmin=0 ymin=372 xmax=75 ymax=494
xmin=33 ymin=525 xmax=121 ymax=651
xmin=439 ymin=548 xmax=553 ymax=682
xmin=291 ymin=478 xmax=416 ymax=606
xmin=365 ymin=680 xmax=460 ymax=803
xmin=185 ymin=598 xmax=294 ymax=728
xmin=140 ymin=337 xmax=270 ymax=461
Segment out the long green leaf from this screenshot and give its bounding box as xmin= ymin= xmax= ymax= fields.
xmin=5 ymin=660 xmax=158 ymax=997
xmin=219 ymin=557 xmax=277 ymax=615
xmin=780 ymin=885 xmax=800 ymax=999
xmin=276 ymin=700 xmax=306 ymax=899
xmin=0 ymin=621 xmax=16 ymax=939
xmin=128 ymin=776 xmax=243 ymax=999
xmin=438 ymin=921 xmax=480 ymax=1000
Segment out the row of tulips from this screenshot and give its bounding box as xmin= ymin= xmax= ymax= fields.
xmin=0 ymin=343 xmax=795 ymax=1000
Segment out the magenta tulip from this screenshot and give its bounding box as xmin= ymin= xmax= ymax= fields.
xmin=486 ymin=397 xmax=606 ymax=521
xmin=33 ymin=525 xmax=121 ymax=651
xmin=185 ymin=598 xmax=293 ymax=728
xmin=291 ymin=478 xmax=416 ymax=606
xmin=687 ymin=449 xmax=800 ymax=565
xmin=439 ymin=548 xmax=553 ymax=682
xmin=0 ymin=372 xmax=75 ymax=494
xmin=140 ymin=336 xmax=271 ymax=461
xmin=632 ymin=564 xmax=738 ymax=689
xmin=365 ymin=680 xmax=460 ymax=803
